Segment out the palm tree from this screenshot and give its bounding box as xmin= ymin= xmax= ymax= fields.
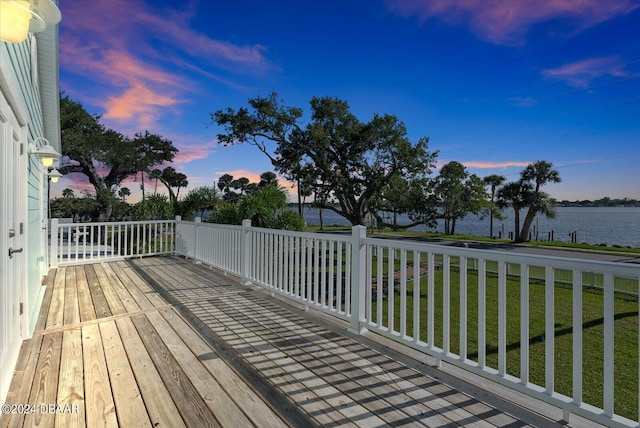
xmin=217 ymin=173 xmax=234 ymax=194
xmin=118 ymin=187 xmax=131 ymax=202
xmin=149 ymin=169 xmax=162 ymax=193
xmin=519 ymin=161 xmax=561 ymax=241
xmin=258 ymin=171 xmax=278 ymax=188
xmin=496 ymin=181 xmax=533 ymax=241
xmin=483 ymin=174 xmax=506 ymax=237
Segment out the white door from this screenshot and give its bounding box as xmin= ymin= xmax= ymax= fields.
xmin=0 ymin=88 xmax=26 ymax=401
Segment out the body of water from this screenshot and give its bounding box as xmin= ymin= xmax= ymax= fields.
xmin=299 ymin=206 xmax=640 ymax=248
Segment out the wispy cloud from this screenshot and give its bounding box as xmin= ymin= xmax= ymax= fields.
xmin=508 ymin=96 xmax=537 ymax=107
xmin=434 ymin=160 xmax=531 ymax=170
xmin=386 ymin=0 xmax=639 ymax=46
xmin=463 ymin=161 xmax=531 ymax=169
xmin=173 ymin=141 xmax=218 ymax=164
xmin=541 ymin=56 xmax=631 ymax=88
xmin=60 ymin=0 xmax=271 ymax=131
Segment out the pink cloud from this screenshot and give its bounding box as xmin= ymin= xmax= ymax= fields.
xmin=102 ymin=84 xmax=182 ymax=129
xmin=541 ymin=56 xmax=631 ymax=88
xmin=59 ymin=0 xmax=271 ymax=132
xmin=386 ymin=0 xmax=639 ymax=46
xmin=61 ymin=0 xmax=269 ymax=70
xmin=463 ymin=161 xmax=531 ymax=169
xmin=172 ymin=142 xmax=217 ymax=164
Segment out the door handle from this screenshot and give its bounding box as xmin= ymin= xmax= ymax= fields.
xmin=8 ymin=247 xmax=23 ymax=258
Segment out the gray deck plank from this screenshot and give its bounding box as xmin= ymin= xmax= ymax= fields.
xmin=2 ymin=256 xmax=566 ymax=428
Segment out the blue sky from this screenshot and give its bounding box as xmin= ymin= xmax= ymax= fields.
xmin=56 ymin=0 xmax=640 ymax=202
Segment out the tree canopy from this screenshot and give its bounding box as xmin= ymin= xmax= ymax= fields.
xmin=59 ymin=94 xmax=178 ymax=219
xmin=212 ymin=94 xmax=438 ymax=226
xmin=433 ymin=161 xmax=487 ymax=234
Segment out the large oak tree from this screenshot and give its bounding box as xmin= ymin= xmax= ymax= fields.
xmin=59 ymin=94 xmax=178 ymax=220
xmin=212 ymin=94 xmax=438 ymax=226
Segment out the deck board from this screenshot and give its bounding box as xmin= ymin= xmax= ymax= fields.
xmin=2 ymin=256 xmax=565 ymax=428
xmin=131 ymin=314 xmax=220 ymax=428
xmin=75 ymin=266 xmax=96 ymax=323
xmin=55 ymin=328 xmax=84 ymax=428
xmin=63 ymin=267 xmax=80 ymax=326
xmin=100 ymin=320 xmax=151 ymax=427
xmin=82 ymin=323 xmax=118 ymax=427
xmin=115 ymin=317 xmax=187 ymax=428
xmin=84 ymin=265 xmax=112 ymax=319
xmin=24 ymin=331 xmax=62 ymax=428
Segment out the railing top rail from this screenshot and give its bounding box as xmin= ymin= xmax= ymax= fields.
xmin=249 ymin=225 xmax=353 ymax=243
xmin=54 ymin=219 xmax=176 ymax=227
xmin=362 ymin=236 xmax=640 ymax=276
xmin=176 ymin=220 xmax=242 ymax=230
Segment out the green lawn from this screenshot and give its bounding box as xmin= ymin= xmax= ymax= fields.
xmin=262 ymin=237 xmax=640 ymax=422
xmin=368 ymin=256 xmax=639 ymax=421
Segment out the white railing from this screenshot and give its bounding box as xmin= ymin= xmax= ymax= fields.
xmin=175 ymin=217 xmax=243 ymax=275
xmin=174 ymin=219 xmax=640 ymax=428
xmin=55 ymin=217 xmax=640 ymax=427
xmin=50 ymin=218 xmax=175 ymax=267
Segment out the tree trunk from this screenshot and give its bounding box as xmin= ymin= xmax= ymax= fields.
xmin=519 ymin=208 xmax=537 ymax=242
xmin=489 ymin=211 xmax=494 ymax=237
xmin=297 ymin=178 xmax=302 ymax=216
xmin=319 ymin=206 xmax=324 ymax=230
xmin=141 ymin=171 xmax=146 ymax=200
xmin=451 ymin=218 xmax=456 ymax=235
xmin=513 ymin=209 xmax=521 ymax=242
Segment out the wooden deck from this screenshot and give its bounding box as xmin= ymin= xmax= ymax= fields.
xmin=1 ymin=256 xmax=567 ymax=427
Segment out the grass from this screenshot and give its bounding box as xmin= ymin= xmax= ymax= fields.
xmin=368 ymin=255 xmax=639 ymax=422
xmin=266 ymin=231 xmax=640 ymax=421
xmin=304 ymin=225 xmax=640 ymax=254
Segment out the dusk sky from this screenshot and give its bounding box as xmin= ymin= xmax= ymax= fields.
xmin=55 ymin=0 xmax=640 ymax=203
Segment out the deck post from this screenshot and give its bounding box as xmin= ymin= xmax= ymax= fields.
xmin=241 ymin=219 xmax=252 ymax=285
xmin=50 ymin=218 xmax=58 ymax=268
xmin=194 ymin=217 xmax=201 ymax=261
xmin=348 ymin=225 xmax=367 ymax=335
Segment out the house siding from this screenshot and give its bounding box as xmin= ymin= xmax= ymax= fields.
xmin=0 ymin=10 xmax=60 ymax=402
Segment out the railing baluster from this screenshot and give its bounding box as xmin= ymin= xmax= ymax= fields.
xmin=428 ymin=252 xmax=435 ymax=349
xmin=520 ymin=264 xmax=530 ymax=385
xmin=603 ymin=272 xmax=614 ymax=417
xmin=388 ymin=247 xmax=395 ymax=334
xmin=306 ymin=239 xmax=313 ymax=302
xmin=321 ymin=240 xmax=327 ymax=306
xmin=443 ymin=254 xmax=450 ymax=354
xmin=498 ymin=260 xmax=507 ymax=377
xmin=413 ymin=250 xmax=420 ymax=344
xmin=377 ymin=246 xmax=383 ymax=327
xmin=478 ymin=258 xmax=486 ymax=368
xmin=459 ymin=256 xmax=467 ymax=360
xmin=400 ymin=249 xmax=407 ymax=339
xmin=572 ymin=268 xmax=583 ymax=406
xmin=337 ymin=242 xmax=343 ymax=313
xmin=313 ymin=238 xmax=320 ymax=304
xmin=545 ymin=266 xmax=555 ymax=394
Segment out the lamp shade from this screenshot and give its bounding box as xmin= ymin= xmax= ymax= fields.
xmin=0 ymin=0 xmax=61 ymax=43
xmin=48 ymin=167 xmax=62 ymax=183
xmin=31 ymin=138 xmax=61 ymax=167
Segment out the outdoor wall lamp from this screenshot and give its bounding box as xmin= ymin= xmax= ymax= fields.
xmin=47 ymin=167 xmax=61 ymax=183
xmin=0 ymin=0 xmax=61 ymax=43
xmin=30 ymin=137 xmax=61 ymax=167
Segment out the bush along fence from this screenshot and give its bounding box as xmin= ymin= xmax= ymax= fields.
xmin=51 ymin=217 xmax=640 ymax=427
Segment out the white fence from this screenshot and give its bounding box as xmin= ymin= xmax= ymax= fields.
xmin=52 ymin=217 xmax=640 ymax=427
xmin=50 ymin=218 xmax=175 ymax=267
